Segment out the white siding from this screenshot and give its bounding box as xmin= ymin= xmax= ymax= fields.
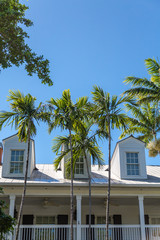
xmin=2 ymin=135 xmax=35 ymax=178
xmin=62 ymin=145 xmax=91 ymax=179
xmin=111 ymin=136 xmax=147 ymax=180
xmin=111 ymin=144 xmax=120 ymax=178
xmin=119 ymin=138 xmax=147 ymax=179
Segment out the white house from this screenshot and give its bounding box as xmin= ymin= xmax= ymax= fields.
xmin=0 ymin=134 xmax=160 ymax=240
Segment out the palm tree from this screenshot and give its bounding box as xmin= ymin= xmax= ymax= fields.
xmin=53 ymin=120 xmax=106 ymax=240
xmin=92 ymin=86 xmax=128 ymax=240
xmin=0 ymin=90 xmax=49 ymax=240
xmin=48 ymin=89 xmax=88 ymax=240
xmin=122 ymin=58 xmax=160 ymax=162
xmin=120 ymin=102 xmax=160 ymax=143
xmin=123 ymin=58 xmax=160 ymax=104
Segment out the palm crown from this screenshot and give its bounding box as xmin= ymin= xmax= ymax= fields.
xmin=52 ymin=120 xmax=105 ymax=175
xmin=48 ymin=89 xmax=88 ymax=133
xmin=123 ymin=58 xmax=160 ymax=104
xmin=0 ymin=90 xmax=49 ymax=141
xmin=92 ymin=85 xmax=129 ymax=132
xmin=120 ymin=103 xmax=160 ymax=143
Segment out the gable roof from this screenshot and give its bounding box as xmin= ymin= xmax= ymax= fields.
xmin=2 ymin=133 xmax=34 ymax=142
xmin=111 ymin=135 xmax=145 ymax=161
xmin=117 ymin=135 xmax=145 ymax=145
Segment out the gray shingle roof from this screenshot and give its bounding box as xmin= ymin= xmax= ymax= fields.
xmin=0 ymin=164 xmax=160 ymax=186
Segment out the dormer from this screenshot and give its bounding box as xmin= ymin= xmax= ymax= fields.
xmin=2 ymin=134 xmax=35 ymax=178
xmin=61 ymin=144 xmax=91 ymax=179
xmin=111 ymin=135 xmax=147 ymax=180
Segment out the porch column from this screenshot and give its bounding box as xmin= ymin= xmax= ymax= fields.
xmin=9 ymin=195 xmax=15 ymax=217
xmin=9 ymin=195 xmax=16 ymax=240
xmin=138 ymin=196 xmax=145 ymax=240
xmin=76 ymin=195 xmax=82 ymax=240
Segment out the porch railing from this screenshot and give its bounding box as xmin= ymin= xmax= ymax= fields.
xmin=4 ymin=224 xmax=160 ymax=240
xmin=12 ymin=225 xmax=77 ymax=240
xmin=81 ymin=225 xmax=141 ymax=240
xmin=145 ymin=226 xmax=160 ymax=240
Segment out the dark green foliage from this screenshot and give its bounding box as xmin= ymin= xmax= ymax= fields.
xmin=123 ymin=58 xmax=160 ymax=103
xmin=120 ymin=103 xmax=160 ymax=143
xmin=0 ymin=188 xmax=15 ymax=239
xmin=0 ymin=89 xmax=50 ymax=142
xmin=52 ymin=120 xmax=105 ymax=177
xmin=48 ymin=89 xmax=89 ymax=133
xmin=0 ymin=0 xmax=52 ymax=86
xmin=92 ymin=86 xmax=129 ymax=132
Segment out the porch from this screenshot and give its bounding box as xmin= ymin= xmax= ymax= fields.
xmin=3 ymin=194 xmax=160 ymax=240
xmin=6 ymin=224 xmax=160 ymax=240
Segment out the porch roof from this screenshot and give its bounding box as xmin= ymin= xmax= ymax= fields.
xmin=0 ymin=164 xmax=160 ymax=187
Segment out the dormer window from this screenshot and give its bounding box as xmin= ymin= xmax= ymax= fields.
xmin=75 ymin=157 xmax=84 ymax=174
xmin=10 ymin=150 xmax=24 ymax=174
xmin=126 ymin=152 xmax=139 ymax=176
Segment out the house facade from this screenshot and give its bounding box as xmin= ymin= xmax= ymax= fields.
xmin=0 ymin=134 xmax=160 ymax=240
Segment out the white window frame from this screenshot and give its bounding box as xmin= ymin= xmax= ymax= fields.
xmin=151 ymin=217 xmax=160 ymax=224
xmin=126 ymin=152 xmax=139 ymax=176
xmin=97 ymin=216 xmax=106 ymax=224
xmin=36 ymin=216 xmax=56 ymax=225
xmin=75 ymin=157 xmax=84 ymax=175
xmin=97 ymin=216 xmax=112 ymax=224
xmin=10 ymin=150 xmax=24 ymax=174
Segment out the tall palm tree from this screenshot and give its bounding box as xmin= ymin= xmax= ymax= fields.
xmin=92 ymin=86 xmax=128 ymax=240
xmin=123 ymin=58 xmax=160 ymax=104
xmin=122 ymin=57 xmax=160 ymax=159
xmin=48 ymin=89 xmax=88 ymax=240
xmin=0 ymin=90 xmax=49 ymax=240
xmin=53 ymin=120 xmax=106 ymax=240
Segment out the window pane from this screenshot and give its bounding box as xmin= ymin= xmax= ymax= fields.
xmin=75 ymin=157 xmax=84 ymax=175
xmin=12 ymin=151 xmax=15 ymax=156
xmin=48 ymin=217 xmax=55 ymax=224
xmin=36 ymin=216 xmax=55 ymax=225
xmin=126 ymin=152 xmax=139 ymax=176
xmin=43 ymin=217 xmax=48 ymax=224
xmin=126 ymin=153 xmax=130 ymax=158
xmin=127 ymin=158 xmax=130 ymax=163
xmin=10 ymin=150 xmax=24 ymax=174
xmin=36 ymin=217 xmax=42 ymax=224
xmin=79 ymin=157 xmax=83 ymax=162
xmin=135 ymin=158 xmax=138 ymax=163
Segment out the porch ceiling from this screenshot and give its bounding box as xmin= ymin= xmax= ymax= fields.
xmin=13 ymin=196 xmax=139 ymax=206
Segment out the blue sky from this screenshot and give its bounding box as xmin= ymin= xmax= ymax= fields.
xmin=0 ymin=0 xmax=160 ymax=165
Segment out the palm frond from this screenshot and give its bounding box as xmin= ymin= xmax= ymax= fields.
xmin=1 ymin=90 xmax=47 ymax=142
xmin=124 ymin=77 xmax=158 ymax=90
xmin=52 ymin=136 xmax=70 ymax=154
xmin=145 ymin=58 xmax=160 ymax=76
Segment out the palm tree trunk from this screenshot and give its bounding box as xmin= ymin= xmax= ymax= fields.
xmin=84 ymin=153 xmax=91 ymax=240
xmin=106 ymin=120 xmax=111 ymax=240
xmin=15 ymin=125 xmax=31 ymax=240
xmin=69 ymin=129 xmax=74 ymax=240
